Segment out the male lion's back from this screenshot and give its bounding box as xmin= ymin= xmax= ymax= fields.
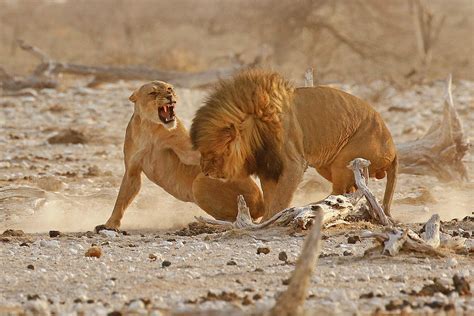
xmin=293 ymin=86 xmax=396 ymax=169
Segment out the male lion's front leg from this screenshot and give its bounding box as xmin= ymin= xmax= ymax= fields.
xmin=96 ymin=168 xmax=142 ymax=232
xmin=260 ymin=160 xmax=305 ymax=221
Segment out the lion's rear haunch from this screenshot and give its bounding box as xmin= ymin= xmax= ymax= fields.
xmin=190 ymin=69 xmax=294 ymax=180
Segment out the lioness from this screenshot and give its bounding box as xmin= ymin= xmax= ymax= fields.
xmin=96 ymin=81 xmax=264 ymax=231
xmin=190 ymin=70 xmax=397 ymax=220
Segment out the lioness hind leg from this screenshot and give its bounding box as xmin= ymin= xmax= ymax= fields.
xmin=192 ymin=174 xmax=264 ymax=221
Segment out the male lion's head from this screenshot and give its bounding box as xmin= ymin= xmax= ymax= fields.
xmin=191 ymin=69 xmax=293 ymax=181
xmin=129 ymin=81 xmax=178 ymax=129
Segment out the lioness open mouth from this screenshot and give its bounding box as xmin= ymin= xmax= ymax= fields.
xmin=158 ymin=103 xmax=176 ymax=124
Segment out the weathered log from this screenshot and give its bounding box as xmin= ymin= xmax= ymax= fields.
xmin=361 ymin=214 xmax=467 ymax=258
xmin=270 ymin=211 xmax=323 ymax=316
xmin=0 ymin=66 xmax=57 ymax=91
xmin=348 ymin=158 xmax=392 ymax=224
xmin=397 ymin=75 xmax=469 ymax=181
xmin=15 ymin=40 xmax=265 ymax=89
xmin=196 ymin=158 xmax=390 ymax=230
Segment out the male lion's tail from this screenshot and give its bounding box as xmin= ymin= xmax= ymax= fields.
xmin=382 ymin=154 xmax=398 ymax=217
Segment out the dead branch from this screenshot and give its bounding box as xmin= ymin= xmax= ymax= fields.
xmin=397 ymin=75 xmax=470 ymax=181
xmin=409 ymin=0 xmax=446 ymax=67
xmin=363 ymin=214 xmax=466 ymax=258
xmin=348 ymin=158 xmax=392 ymax=225
xmin=304 ymin=68 xmax=314 ymax=87
xmin=196 ymin=158 xmax=391 ymax=231
xmin=270 ymin=212 xmax=323 ymax=316
xmin=13 ymin=40 xmax=265 ymax=89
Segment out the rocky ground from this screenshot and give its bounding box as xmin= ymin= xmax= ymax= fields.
xmin=0 ymin=79 xmax=473 ymax=315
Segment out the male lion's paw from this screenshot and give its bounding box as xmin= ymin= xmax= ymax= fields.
xmin=94 ymin=224 xmax=119 ymax=234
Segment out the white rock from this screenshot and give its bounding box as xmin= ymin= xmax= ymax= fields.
xmin=99 ymin=230 xmax=118 ymax=238
xmin=25 ymin=300 xmax=50 ymax=316
xmin=69 ymin=248 xmax=78 ymax=255
xmin=447 ymin=257 xmax=458 ymax=268
xmin=128 ymin=299 xmax=145 ymax=311
xmin=39 ymin=240 xmax=60 ymax=248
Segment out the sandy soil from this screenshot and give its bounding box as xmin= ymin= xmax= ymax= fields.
xmin=0 ymin=79 xmax=473 ymax=315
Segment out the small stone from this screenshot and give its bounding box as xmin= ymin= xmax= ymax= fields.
xmin=27 ymin=264 xmax=35 ymax=270
xmin=242 ymin=296 xmax=252 ymax=305
xmin=257 ymin=247 xmax=270 ymax=255
xmin=2 ymin=229 xmax=24 ymax=237
xmin=162 ymin=260 xmax=172 ymax=268
xmin=347 ymin=236 xmax=361 ymax=244
xmin=85 ymin=246 xmax=102 ymax=258
xmin=453 ymin=274 xmax=471 ymax=296
xmin=254 ymin=268 xmax=264 ymax=272
xmin=49 ymin=230 xmax=61 ymax=238
xmin=227 ymin=260 xmax=237 ymax=266
xmin=278 ymin=251 xmax=288 ymax=262
xmin=149 ymin=254 xmax=158 ymax=261
xmin=36 ymin=176 xmax=64 ymax=192
xmin=99 ymin=230 xmax=118 ymax=238
xmin=128 ymin=299 xmax=145 ymax=311
xmin=447 ymin=257 xmax=458 ymax=268
xmin=40 ymin=240 xmax=60 ymax=248
xmin=253 ymin=293 xmax=262 ymax=300
xmin=20 ymin=242 xmax=30 ymax=247
xmin=282 ymin=278 xmax=291 ymax=285
xmin=343 ymin=250 xmax=353 ymax=256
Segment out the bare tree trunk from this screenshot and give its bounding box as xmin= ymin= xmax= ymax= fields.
xmin=397 ymin=75 xmax=469 ymax=181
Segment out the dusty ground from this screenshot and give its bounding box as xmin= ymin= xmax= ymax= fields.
xmin=0 ymin=79 xmax=473 ymax=315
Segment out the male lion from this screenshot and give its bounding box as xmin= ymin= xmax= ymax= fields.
xmin=190 ymin=70 xmax=397 ymax=220
xmin=96 ymin=81 xmax=263 ymax=231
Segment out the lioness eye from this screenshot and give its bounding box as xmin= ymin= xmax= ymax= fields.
xmin=149 ymin=91 xmax=158 ymax=96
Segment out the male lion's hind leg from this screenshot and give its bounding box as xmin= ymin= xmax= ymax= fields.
xmin=192 ymin=173 xmax=264 ymax=221
xmin=95 ymin=170 xmax=142 ymax=232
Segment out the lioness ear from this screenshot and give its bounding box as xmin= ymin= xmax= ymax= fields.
xmin=129 ymin=90 xmax=138 ymax=103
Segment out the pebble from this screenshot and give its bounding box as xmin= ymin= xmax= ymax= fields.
xmin=85 ymin=246 xmax=102 ymax=258
xmin=49 ymin=230 xmax=61 ymax=238
xmin=27 ymin=264 xmax=35 ymax=270
xmin=162 ymin=260 xmax=172 ymax=268
xmin=227 ymin=260 xmax=237 ymax=266
xmin=257 ymin=247 xmax=270 ymax=255
xmin=128 ymin=299 xmax=145 ymax=311
xmin=347 ymin=236 xmax=361 ymax=244
xmin=40 ymin=240 xmax=60 ymax=248
xmin=99 ymin=230 xmax=118 ymax=238
xmin=2 ymin=229 xmax=25 ymax=237
xmin=447 ymin=257 xmax=458 ymax=268
xmin=278 ymin=251 xmax=288 ymax=262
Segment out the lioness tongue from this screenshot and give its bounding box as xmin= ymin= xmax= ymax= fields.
xmin=162 ymin=106 xmax=168 ymax=113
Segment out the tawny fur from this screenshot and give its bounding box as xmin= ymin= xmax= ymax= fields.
xmin=191 ymin=70 xmax=397 ymax=220
xmin=98 ymin=81 xmax=264 ymax=230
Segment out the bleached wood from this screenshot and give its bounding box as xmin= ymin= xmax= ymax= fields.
xmin=397 ymin=75 xmax=469 ymax=181
xmin=270 ymin=212 xmax=323 ymax=316
xmin=16 ymin=40 xmax=264 ymax=89
xmin=420 ymin=214 xmax=441 ymax=248
xmin=304 ymin=68 xmax=314 ymax=87
xmin=347 ymin=158 xmax=392 ymax=226
xmin=383 ymin=229 xmax=407 ymax=256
